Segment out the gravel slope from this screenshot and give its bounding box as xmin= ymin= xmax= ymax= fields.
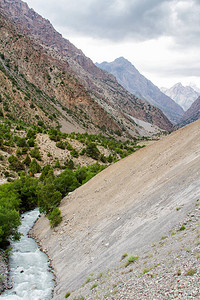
xmin=32 ymin=120 xmax=200 ymax=299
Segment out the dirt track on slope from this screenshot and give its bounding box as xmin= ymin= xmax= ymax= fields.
xmin=32 ymin=120 xmax=200 ymax=299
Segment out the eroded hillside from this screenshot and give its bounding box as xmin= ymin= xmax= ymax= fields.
xmin=0 ymin=0 xmax=174 ymax=136
xmin=32 ymin=120 xmax=200 ymax=299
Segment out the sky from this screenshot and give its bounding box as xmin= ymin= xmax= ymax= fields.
xmin=25 ymin=0 xmax=200 ymax=89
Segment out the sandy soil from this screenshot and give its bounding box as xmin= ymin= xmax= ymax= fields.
xmin=31 ymin=119 xmax=200 ymax=300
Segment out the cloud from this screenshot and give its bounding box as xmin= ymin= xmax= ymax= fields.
xmin=27 ymin=0 xmax=200 ymax=47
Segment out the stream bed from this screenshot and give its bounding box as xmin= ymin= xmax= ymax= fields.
xmin=0 ymin=209 xmax=54 ymax=299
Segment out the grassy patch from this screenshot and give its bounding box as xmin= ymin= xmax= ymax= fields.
xmin=90 ymin=283 xmax=98 ymax=290
xmin=125 ymin=255 xmax=139 ymax=267
xmin=185 ymin=269 xmax=196 ymax=276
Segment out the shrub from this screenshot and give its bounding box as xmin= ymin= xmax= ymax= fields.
xmin=85 ymin=143 xmax=100 ymax=160
xmin=70 ymin=148 xmax=79 ymax=158
xmin=16 ymin=137 xmax=27 ymax=148
xmin=48 ymin=207 xmax=62 ymax=227
xmin=23 ymin=155 xmax=31 ymax=166
xmin=65 ymin=292 xmax=70 ymax=298
xmin=185 ymin=269 xmax=196 ymax=276
xmin=56 ymin=141 xmax=66 ymax=149
xmin=178 ymin=226 xmax=186 ymax=231
xmin=27 ymin=138 xmax=35 ymax=147
xmin=30 ymin=147 xmax=41 ymax=160
xmin=29 ymin=158 xmax=41 ymax=175
xmin=125 ymin=255 xmax=139 ymax=267
xmin=64 ymin=159 xmax=74 ymax=170
xmin=90 ymin=283 xmax=98 ymax=290
xmin=8 ymin=155 xmax=25 ymax=171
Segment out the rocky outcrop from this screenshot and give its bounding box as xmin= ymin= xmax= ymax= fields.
xmin=0 ymin=0 xmax=174 ymax=135
xmin=96 ymin=57 xmax=184 ymax=124
xmin=32 ymin=119 xmax=200 ymax=299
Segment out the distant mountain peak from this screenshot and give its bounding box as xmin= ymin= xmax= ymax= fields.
xmin=96 ymin=57 xmax=184 ymax=124
xmin=162 ymin=83 xmax=200 ymax=111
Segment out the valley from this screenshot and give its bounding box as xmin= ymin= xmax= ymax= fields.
xmin=0 ymin=0 xmax=200 ymax=299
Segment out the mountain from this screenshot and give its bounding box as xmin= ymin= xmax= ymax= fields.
xmin=0 ymin=0 xmax=173 ymax=136
xmin=178 ymin=96 xmax=200 ymax=127
xmin=0 ymin=6 xmax=122 ymax=136
xmin=189 ymin=83 xmax=200 ymax=93
xmin=96 ymin=57 xmax=184 ymax=124
xmin=31 ymin=119 xmax=200 ymax=299
xmin=161 ymin=83 xmax=200 ymax=111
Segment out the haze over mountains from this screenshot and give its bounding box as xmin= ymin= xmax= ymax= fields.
xmin=96 ymin=57 xmax=184 ymax=124
xmin=0 ymin=0 xmax=173 ymax=137
xmin=161 ymin=83 xmax=200 ymax=111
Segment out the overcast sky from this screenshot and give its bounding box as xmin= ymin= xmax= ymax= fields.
xmin=25 ymin=0 xmax=200 ymax=89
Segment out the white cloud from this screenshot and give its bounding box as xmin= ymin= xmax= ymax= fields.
xmin=25 ymin=0 xmax=200 ymax=88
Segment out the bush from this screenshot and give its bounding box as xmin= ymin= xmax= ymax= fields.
xmin=27 ymin=138 xmax=35 ymax=147
xmin=16 ymin=137 xmax=27 ymax=148
xmin=48 ymin=207 xmax=62 ymax=227
xmin=56 ymin=141 xmax=66 ymax=149
xmin=8 ymin=155 xmax=25 ymax=171
xmin=29 ymin=158 xmax=41 ymax=175
xmin=30 ymin=147 xmax=41 ymax=160
xmin=23 ymin=154 xmax=31 ymax=166
xmin=85 ymin=143 xmax=100 ymax=160
xmin=70 ymin=148 xmax=79 ymax=158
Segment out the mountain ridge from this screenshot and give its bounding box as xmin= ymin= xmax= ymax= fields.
xmin=96 ymin=57 xmax=184 ymax=124
xmin=0 ymin=0 xmax=173 ymax=135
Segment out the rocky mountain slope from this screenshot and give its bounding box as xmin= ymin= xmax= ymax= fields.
xmin=178 ymin=96 xmax=200 ymax=127
xmin=96 ymin=57 xmax=184 ymax=124
xmin=161 ymin=83 xmax=200 ymax=111
xmin=0 ymin=8 xmax=122 ymax=136
xmin=0 ymin=0 xmax=173 ymax=136
xmin=32 ymin=119 xmax=200 ymax=299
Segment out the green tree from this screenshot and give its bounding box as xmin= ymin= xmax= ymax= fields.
xmin=0 ymin=207 xmax=21 ymax=245
xmin=85 ymin=143 xmax=100 ymax=160
xmin=37 ymin=184 xmax=62 ymax=214
xmin=29 ymin=158 xmax=41 ymax=175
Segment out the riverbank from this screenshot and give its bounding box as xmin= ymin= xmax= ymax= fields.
xmin=0 ymin=209 xmax=54 ymax=299
xmin=0 ymin=250 xmax=9 ymax=294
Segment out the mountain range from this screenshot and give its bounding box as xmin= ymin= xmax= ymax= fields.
xmin=161 ymin=83 xmax=200 ymax=111
xmin=96 ymin=57 xmax=184 ymax=124
xmin=0 ymin=0 xmax=173 ymax=138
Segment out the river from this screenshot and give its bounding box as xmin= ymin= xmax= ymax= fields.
xmin=0 ymin=209 xmax=54 ymax=299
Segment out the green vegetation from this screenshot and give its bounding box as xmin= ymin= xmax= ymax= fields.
xmin=178 ymin=226 xmax=186 ymax=231
xmin=185 ymin=268 xmax=196 ymax=276
xmin=0 ymin=162 xmax=108 ymax=247
xmin=125 ymin=255 xmax=139 ymax=267
xmin=90 ymin=283 xmax=98 ymax=290
xmin=65 ymin=292 xmax=71 ymax=298
xmin=0 ymin=117 xmax=149 ymax=248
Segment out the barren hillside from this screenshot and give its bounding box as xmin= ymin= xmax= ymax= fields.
xmin=32 ymin=120 xmax=200 ymax=299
